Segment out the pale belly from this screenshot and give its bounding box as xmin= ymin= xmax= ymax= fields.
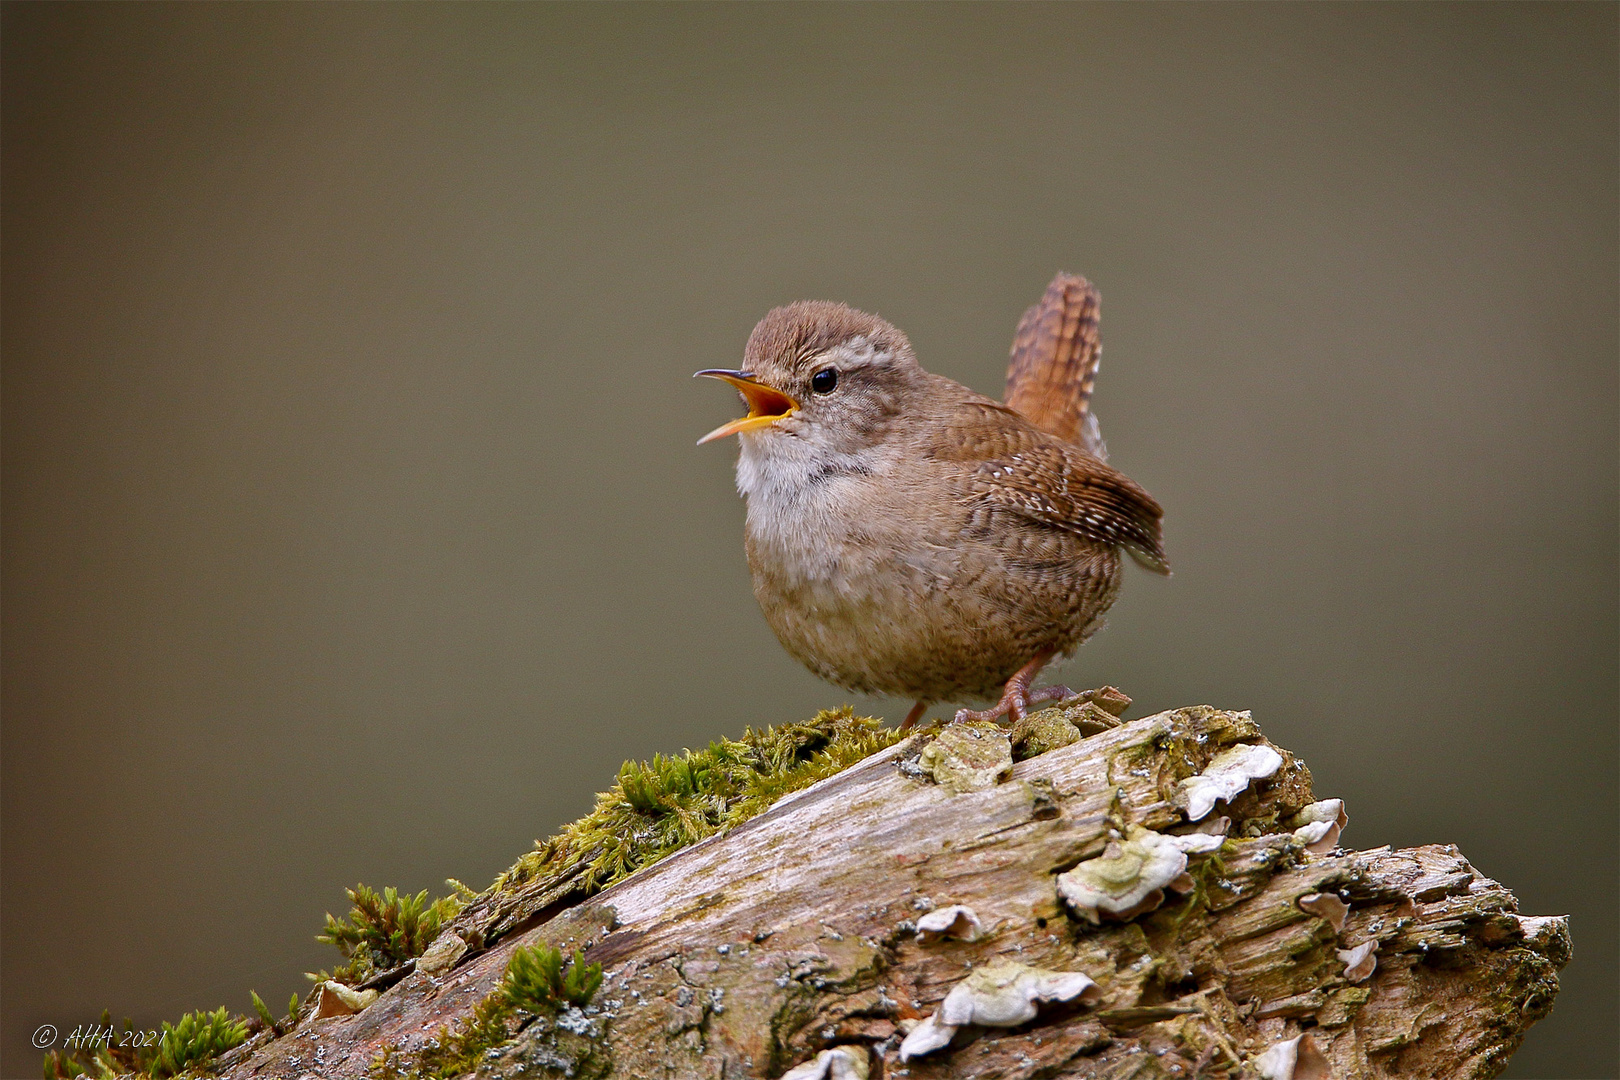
xmin=742 ymin=478 xmax=1121 ymax=703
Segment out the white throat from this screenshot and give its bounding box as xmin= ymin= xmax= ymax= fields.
xmin=734 ymin=431 xmax=896 ymax=582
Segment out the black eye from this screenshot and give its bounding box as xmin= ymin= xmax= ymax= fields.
xmin=810 ymin=367 xmax=838 ymax=394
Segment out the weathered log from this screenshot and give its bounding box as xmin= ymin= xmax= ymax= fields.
xmin=217 ymin=705 xmax=1568 ymax=1079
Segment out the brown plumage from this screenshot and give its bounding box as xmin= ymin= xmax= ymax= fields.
xmin=698 ymin=275 xmax=1166 ymax=727
xmin=1004 ymin=273 xmax=1106 ymax=455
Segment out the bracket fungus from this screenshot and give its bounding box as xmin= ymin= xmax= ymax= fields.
xmin=897 ymin=960 xmax=1102 ymax=1062
xmin=915 ymin=722 xmax=1014 ymax=794
xmin=914 ymin=904 xmax=983 ymax=943
xmin=1056 ymin=825 xmax=1224 ymax=923
xmin=779 ymin=1045 xmax=870 ymax=1080
xmin=1252 ymin=1032 xmax=1331 ymax=1080
xmin=1175 ymin=742 xmax=1283 ymax=821
xmin=1296 ymin=892 xmax=1350 ymax=934
xmin=1290 ymin=799 xmax=1349 ymax=853
xmin=1337 ymin=940 xmax=1378 ymax=983
xmin=311 ymin=980 xmax=379 ymax=1018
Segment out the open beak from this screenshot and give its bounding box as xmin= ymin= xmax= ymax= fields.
xmin=694 ymin=369 xmax=800 ymax=445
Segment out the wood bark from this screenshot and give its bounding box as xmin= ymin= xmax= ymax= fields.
xmin=218 ymin=705 xmax=1569 ymax=1080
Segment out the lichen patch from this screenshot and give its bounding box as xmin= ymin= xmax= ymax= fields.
xmin=916 ymin=722 xmax=1014 ymax=793
xmin=1009 ymin=707 xmax=1082 ymax=760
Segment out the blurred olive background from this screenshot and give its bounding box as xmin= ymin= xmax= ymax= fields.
xmin=3 ymin=4 xmax=1614 ymax=1076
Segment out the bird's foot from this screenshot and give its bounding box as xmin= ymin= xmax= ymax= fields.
xmin=952 ymin=684 xmax=1080 ymax=726
xmin=951 ymin=649 xmax=1067 ymax=726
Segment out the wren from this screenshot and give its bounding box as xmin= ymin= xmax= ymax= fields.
xmin=697 ymin=274 xmax=1167 ymax=729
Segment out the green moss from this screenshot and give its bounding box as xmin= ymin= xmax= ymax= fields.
xmin=371 ymin=992 xmax=515 ymax=1080
xmin=51 ymin=709 xmax=902 ymax=1080
xmin=370 ymin=937 xmax=610 ymax=1079
xmin=499 ymin=707 xmax=904 ymax=894
xmin=249 ymin=990 xmax=276 ymax=1031
xmin=149 ymin=1009 xmax=248 ymax=1078
xmin=248 ymin=990 xmax=299 ymax=1039
xmin=42 ymin=1012 xmax=141 ymax=1080
xmin=367 ymin=711 xmax=900 ymax=1079
xmin=313 ymin=881 xmax=473 ymax=985
xmin=504 ymin=943 xmax=605 ymax=1011
xmin=43 ymin=1008 xmax=248 ymax=1080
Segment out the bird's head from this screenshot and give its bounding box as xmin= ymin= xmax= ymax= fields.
xmin=696 ymin=301 xmax=923 ymax=455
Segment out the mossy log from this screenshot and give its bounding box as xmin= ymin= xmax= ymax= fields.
xmin=217 ymin=705 xmax=1568 ymax=1079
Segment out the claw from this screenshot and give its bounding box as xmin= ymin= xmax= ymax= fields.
xmin=952 ymin=650 xmax=1070 ymax=726
xmin=952 ymin=683 xmax=1080 ymax=725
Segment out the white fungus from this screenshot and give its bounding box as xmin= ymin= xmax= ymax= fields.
xmin=1290 ymin=799 xmax=1349 ymax=853
xmin=1338 ymin=940 xmax=1378 ymax=983
xmin=915 ymin=904 xmax=983 ymax=943
xmin=1057 ymin=826 xmax=1224 ymax=923
xmin=898 ymin=960 xmax=1101 ymax=1062
xmin=1253 ymin=1033 xmax=1331 ymax=1080
xmin=1296 ymin=892 xmax=1350 ymax=934
xmin=779 ymin=1045 xmax=869 ymax=1080
xmin=1176 ymin=743 xmax=1284 ymax=821
xmin=312 ymin=980 xmax=379 ymax=1018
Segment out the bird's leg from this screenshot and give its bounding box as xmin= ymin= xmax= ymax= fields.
xmin=953 ymin=650 xmax=1070 ymax=725
xmin=899 ymin=700 xmax=929 ymax=731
